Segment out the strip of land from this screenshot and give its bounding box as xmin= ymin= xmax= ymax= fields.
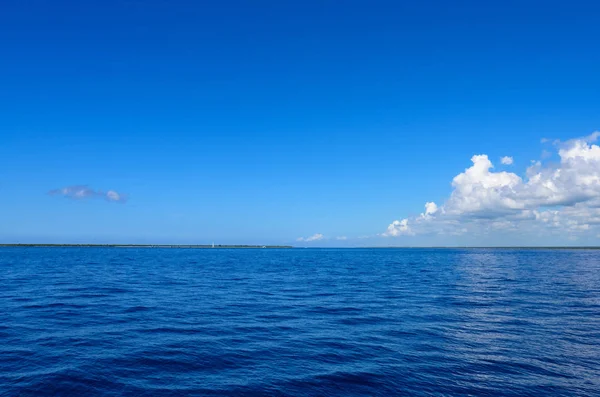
xmin=0 ymin=244 xmax=293 ymax=248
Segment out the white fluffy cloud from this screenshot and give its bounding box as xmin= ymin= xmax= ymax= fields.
xmin=384 ymin=132 xmax=600 ymax=240
xmin=49 ymin=185 xmax=127 ymax=203
xmin=297 ymin=233 xmax=324 ymax=242
xmin=382 ymin=219 xmax=412 ymax=236
xmin=420 ymin=202 xmax=439 ymax=219
xmin=500 ymin=156 xmax=514 ymax=165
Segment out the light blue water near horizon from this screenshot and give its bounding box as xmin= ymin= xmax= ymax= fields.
xmin=1 ymin=248 xmax=599 ymax=396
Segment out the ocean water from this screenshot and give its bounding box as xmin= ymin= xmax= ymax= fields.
xmin=1 ymin=248 xmax=599 ymax=396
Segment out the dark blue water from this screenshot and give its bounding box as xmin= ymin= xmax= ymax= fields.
xmin=1 ymin=248 xmax=600 ymax=396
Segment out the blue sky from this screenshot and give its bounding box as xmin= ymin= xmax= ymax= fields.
xmin=1 ymin=1 xmax=600 ymax=245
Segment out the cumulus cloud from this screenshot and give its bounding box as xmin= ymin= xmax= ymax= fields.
xmin=500 ymin=156 xmax=514 ymax=165
xmin=382 ymin=219 xmax=413 ymax=236
xmin=383 ymin=132 xmax=600 ymax=239
xmin=420 ymin=202 xmax=439 ymax=219
xmin=49 ymin=185 xmax=127 ymax=203
xmin=297 ymin=233 xmax=324 ymax=242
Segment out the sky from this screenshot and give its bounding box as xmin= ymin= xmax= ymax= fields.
xmin=1 ymin=0 xmax=599 ymax=246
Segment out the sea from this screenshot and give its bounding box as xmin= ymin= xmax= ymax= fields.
xmin=1 ymin=247 xmax=599 ymax=396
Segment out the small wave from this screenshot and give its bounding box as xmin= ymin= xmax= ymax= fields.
xmin=22 ymin=302 xmax=87 ymax=310
xmin=134 ymin=327 xmax=200 ymax=335
xmin=123 ymin=305 xmax=152 ymax=313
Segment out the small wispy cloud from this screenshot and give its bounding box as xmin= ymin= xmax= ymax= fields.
xmin=500 ymin=156 xmax=514 ymax=165
xmin=336 ymin=236 xmax=348 ymax=240
xmin=541 ymin=149 xmax=552 ymax=159
xmin=296 ymin=233 xmax=324 ymax=242
xmin=49 ymin=185 xmax=127 ymax=203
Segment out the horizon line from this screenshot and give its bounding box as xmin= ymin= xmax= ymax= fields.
xmin=2 ymin=244 xmax=600 ymax=250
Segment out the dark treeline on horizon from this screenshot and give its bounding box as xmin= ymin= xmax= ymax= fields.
xmin=0 ymin=244 xmax=293 ymax=249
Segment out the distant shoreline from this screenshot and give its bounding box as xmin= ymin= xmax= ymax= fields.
xmin=0 ymin=244 xmax=293 ymax=249
xmin=1 ymin=244 xmax=600 ymax=249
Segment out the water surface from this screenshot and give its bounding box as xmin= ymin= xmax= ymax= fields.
xmin=1 ymin=248 xmax=599 ymax=396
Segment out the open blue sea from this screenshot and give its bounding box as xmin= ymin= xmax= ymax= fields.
xmin=1 ymin=248 xmax=599 ymax=396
